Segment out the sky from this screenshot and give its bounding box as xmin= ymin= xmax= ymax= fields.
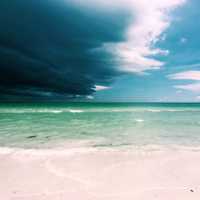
xmin=0 ymin=0 xmax=200 ymax=102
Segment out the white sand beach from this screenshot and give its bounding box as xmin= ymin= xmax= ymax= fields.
xmin=1 ymin=146 xmax=200 ymax=200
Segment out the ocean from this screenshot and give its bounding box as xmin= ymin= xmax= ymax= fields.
xmin=0 ymin=102 xmax=200 ymax=149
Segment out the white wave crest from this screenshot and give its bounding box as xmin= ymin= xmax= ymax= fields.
xmin=135 ymin=119 xmax=144 ymax=122
xmin=147 ymin=109 xmax=162 ymax=112
xmin=69 ymin=109 xmax=84 ymax=113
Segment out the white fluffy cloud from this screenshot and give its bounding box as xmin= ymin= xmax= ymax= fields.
xmin=174 ymin=83 xmax=200 ymax=92
xmin=96 ymin=0 xmax=186 ymax=73
xmin=168 ymin=70 xmax=200 ymax=92
xmin=94 ymin=85 xmax=111 ymax=91
xmin=168 ymin=71 xmax=200 ymax=80
xmin=86 ymin=95 xmax=94 ymax=99
xmin=73 ymin=0 xmax=186 ymax=73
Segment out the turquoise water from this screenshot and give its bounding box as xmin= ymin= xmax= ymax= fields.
xmin=0 ymin=102 xmax=200 ymax=148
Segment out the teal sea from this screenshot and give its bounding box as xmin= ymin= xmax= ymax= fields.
xmin=0 ymin=102 xmax=200 ymax=148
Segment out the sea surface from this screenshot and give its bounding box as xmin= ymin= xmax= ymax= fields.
xmin=0 ymin=102 xmax=200 ymax=149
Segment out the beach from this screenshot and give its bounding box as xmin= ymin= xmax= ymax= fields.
xmin=1 ymin=146 xmax=200 ymax=200
xmin=1 ymin=103 xmax=200 ymax=199
xmin=0 ymin=0 xmax=199 ymax=198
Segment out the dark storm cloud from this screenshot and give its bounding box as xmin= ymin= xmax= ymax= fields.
xmin=0 ymin=0 xmax=132 ymax=100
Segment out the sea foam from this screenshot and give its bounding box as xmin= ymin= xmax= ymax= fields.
xmin=69 ymin=109 xmax=84 ymax=113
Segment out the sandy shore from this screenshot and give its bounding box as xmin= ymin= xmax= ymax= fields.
xmin=1 ymin=146 xmax=200 ymax=200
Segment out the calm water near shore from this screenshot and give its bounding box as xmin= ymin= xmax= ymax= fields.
xmin=0 ymin=102 xmax=200 ymax=148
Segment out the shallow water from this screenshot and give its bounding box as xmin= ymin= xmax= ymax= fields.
xmin=0 ymin=102 xmax=200 ymax=148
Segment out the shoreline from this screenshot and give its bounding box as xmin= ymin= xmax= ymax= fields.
xmin=1 ymin=141 xmax=200 ymax=153
xmin=1 ymin=145 xmax=200 ymax=199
